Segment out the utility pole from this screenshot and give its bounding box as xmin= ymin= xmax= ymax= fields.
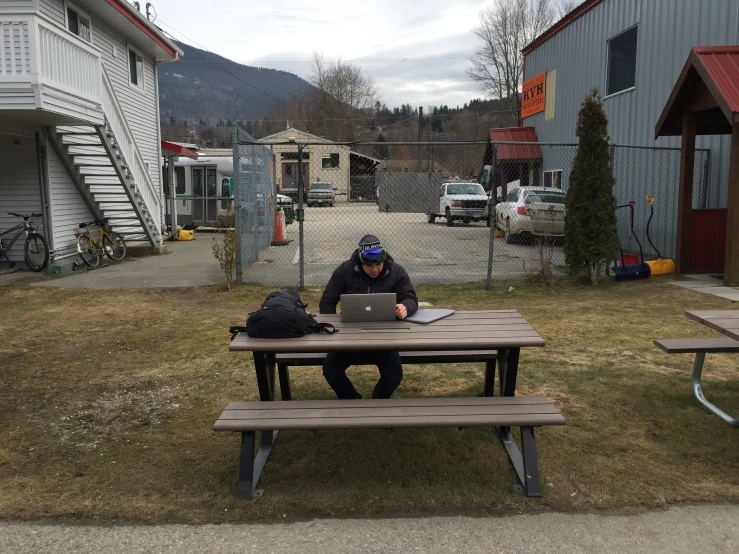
xmin=417 ymin=106 xmax=423 ymax=172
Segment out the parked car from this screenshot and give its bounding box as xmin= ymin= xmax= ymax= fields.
xmin=276 ymin=194 xmax=295 ymax=224
xmin=494 ymin=186 xmax=566 ymax=243
xmin=428 ymin=181 xmax=490 ymax=226
xmin=306 ymin=182 xmax=335 ymax=207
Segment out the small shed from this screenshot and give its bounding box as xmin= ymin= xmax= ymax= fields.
xmin=481 ymin=127 xmax=543 ymax=198
xmin=655 ymin=46 xmax=739 ymax=286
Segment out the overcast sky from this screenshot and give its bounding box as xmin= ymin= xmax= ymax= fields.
xmin=148 ymin=0 xmax=490 ymax=109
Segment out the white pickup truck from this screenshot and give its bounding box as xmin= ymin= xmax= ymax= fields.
xmin=427 ymin=181 xmax=491 ymax=227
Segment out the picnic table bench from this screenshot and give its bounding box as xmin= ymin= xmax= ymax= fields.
xmin=220 ymin=310 xmax=565 ymax=499
xmin=654 ymin=309 xmax=739 ymax=427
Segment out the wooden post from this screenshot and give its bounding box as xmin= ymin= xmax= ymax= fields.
xmin=676 ymin=115 xmax=696 ymax=274
xmin=724 ymin=122 xmax=739 ymax=286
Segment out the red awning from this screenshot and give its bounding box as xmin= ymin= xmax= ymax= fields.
xmin=161 ymin=140 xmax=198 ymax=160
xmin=488 ymin=127 xmax=542 ymax=160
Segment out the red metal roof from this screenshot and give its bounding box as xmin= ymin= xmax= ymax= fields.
xmin=522 ymin=0 xmax=603 ymax=56
xmin=693 ymin=46 xmax=739 ymax=114
xmin=161 ymin=140 xmax=198 ymax=159
xmin=488 ymin=127 xmax=542 ymax=160
xmin=656 ymin=46 xmax=739 ymax=137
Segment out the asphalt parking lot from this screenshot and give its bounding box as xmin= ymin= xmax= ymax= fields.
xmin=241 ymin=203 xmax=564 ymax=286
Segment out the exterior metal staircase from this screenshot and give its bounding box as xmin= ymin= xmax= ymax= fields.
xmin=47 ymin=122 xmax=161 ymax=246
xmin=46 ymin=66 xmax=162 ymax=249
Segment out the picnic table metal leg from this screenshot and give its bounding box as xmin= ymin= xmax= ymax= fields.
xmin=692 ymin=352 xmax=739 ymax=427
xmin=498 ymin=347 xmax=520 ymax=398
xmin=253 ymin=352 xmax=275 ymax=402
xmin=497 ymin=426 xmax=542 ymax=497
xmin=278 ymin=362 xmax=293 ymax=401
xmin=238 ymin=431 xmax=255 ymax=500
xmin=483 ymin=358 xmax=496 ymax=397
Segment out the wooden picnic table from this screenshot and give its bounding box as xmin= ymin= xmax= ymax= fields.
xmin=226 ymin=310 xmax=552 ymax=496
xmin=685 ymin=310 xmax=739 ymax=341
xmin=229 ymin=309 xmax=546 ymax=402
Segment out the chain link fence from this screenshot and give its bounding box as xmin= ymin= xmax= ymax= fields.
xmin=231 ymin=131 xmax=710 ymax=288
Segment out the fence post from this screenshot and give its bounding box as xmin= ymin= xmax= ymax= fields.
xmin=606 ymin=144 xmax=617 ymax=276
xmin=233 ymin=125 xmax=242 ymax=284
xmin=702 ymin=149 xmax=711 ymax=209
xmin=486 ymin=142 xmax=498 ymax=290
xmin=297 ymin=142 xmax=305 ymax=291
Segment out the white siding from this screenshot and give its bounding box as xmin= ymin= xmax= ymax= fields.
xmin=46 ymin=133 xmax=93 ymax=258
xmin=36 ymin=0 xmax=162 ymax=197
xmin=0 ymin=1 xmax=35 ymax=14
xmin=38 ymin=0 xmax=65 ymax=26
xmin=94 ymin=26 xmax=161 ymax=198
xmin=0 ymin=132 xmax=42 ymax=261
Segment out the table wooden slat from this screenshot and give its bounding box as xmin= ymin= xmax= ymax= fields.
xmin=685 ymin=310 xmax=739 ymax=341
xmin=230 ymin=309 xmax=544 ymax=352
xmin=224 ymin=396 xmax=554 ymax=411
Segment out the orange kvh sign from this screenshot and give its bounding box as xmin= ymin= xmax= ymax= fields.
xmin=521 ymin=72 xmax=546 ymax=119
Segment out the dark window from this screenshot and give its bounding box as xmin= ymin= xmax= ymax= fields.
xmin=174 ymin=166 xmax=185 ymax=194
xmin=322 ymin=153 xmax=339 ymax=168
xmin=129 ymin=48 xmax=144 ymax=88
xmin=221 ymin=178 xmax=231 ymax=209
xmin=67 ymin=7 xmax=91 ymax=42
xmin=543 ymin=170 xmax=563 ymax=189
xmin=280 ymin=152 xmax=309 ymax=160
xmin=607 ymin=26 xmax=638 ymax=96
xmin=505 ymin=189 xmax=519 ymax=202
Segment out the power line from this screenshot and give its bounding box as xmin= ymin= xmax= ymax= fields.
xmin=155 ymin=19 xmax=289 ymax=105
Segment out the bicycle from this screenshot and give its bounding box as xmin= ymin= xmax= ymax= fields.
xmin=75 ymin=218 xmax=126 ymax=267
xmin=0 ymin=212 xmax=49 ymax=272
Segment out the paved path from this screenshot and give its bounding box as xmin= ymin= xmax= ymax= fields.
xmin=2 ymin=505 xmax=738 ymax=553
xmin=33 ymin=239 xmax=223 ymax=289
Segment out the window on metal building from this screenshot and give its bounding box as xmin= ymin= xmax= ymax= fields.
xmin=606 ymin=25 xmax=638 ymax=96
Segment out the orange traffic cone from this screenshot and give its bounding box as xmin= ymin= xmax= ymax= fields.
xmin=271 ymin=209 xmax=289 ymax=246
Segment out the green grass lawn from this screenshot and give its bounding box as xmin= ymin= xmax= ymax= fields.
xmin=1 ymin=276 xmax=739 ymax=523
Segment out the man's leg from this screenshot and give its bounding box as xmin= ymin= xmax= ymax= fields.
xmin=323 ymin=352 xmax=362 ymax=399
xmin=371 ymin=351 xmax=403 ymax=399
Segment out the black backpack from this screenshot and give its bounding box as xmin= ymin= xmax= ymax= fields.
xmin=229 ymin=290 xmax=337 ymax=340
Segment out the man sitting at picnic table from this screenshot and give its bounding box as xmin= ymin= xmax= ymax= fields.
xmin=319 ymin=234 xmax=419 ymax=399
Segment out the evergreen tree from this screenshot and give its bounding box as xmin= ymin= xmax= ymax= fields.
xmin=374 ymin=134 xmax=389 ymax=160
xmin=564 ymin=89 xmax=618 ymax=286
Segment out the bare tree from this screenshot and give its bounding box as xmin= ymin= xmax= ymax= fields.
xmin=467 ymin=0 xmax=555 ymax=125
xmin=557 ymin=0 xmax=580 ymax=18
xmin=308 ymin=51 xmax=379 ymax=141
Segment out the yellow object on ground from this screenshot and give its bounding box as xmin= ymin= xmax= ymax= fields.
xmin=178 ymin=229 xmax=195 ymax=241
xmin=646 ymin=258 xmax=676 ymax=275
xmin=494 ymin=229 xmax=504 ymax=238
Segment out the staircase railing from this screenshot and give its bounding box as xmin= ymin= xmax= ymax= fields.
xmin=100 ymin=66 xmax=161 ymax=232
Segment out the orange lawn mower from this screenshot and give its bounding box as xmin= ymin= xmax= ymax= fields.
xmin=644 ymin=195 xmax=676 ymax=275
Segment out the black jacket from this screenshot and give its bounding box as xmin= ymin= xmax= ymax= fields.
xmin=319 ymin=251 xmax=419 ymax=315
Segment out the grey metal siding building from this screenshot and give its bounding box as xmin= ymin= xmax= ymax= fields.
xmin=523 ymin=0 xmax=739 ymax=214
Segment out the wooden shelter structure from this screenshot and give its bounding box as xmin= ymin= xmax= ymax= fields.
xmin=656 ymin=46 xmax=739 ymax=286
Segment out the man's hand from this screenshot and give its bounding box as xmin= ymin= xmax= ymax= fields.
xmin=395 ymin=304 xmax=408 ymax=319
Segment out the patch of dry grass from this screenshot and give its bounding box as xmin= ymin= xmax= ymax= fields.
xmin=1 ymin=276 xmax=739 ymax=523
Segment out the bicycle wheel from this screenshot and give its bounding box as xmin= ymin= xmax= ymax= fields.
xmin=77 ymin=234 xmax=100 ymax=267
xmin=24 ymin=233 xmax=49 ymax=272
xmin=104 ymin=231 xmax=126 ymax=260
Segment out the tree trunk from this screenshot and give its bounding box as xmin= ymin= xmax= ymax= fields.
xmin=587 ymin=261 xmax=598 ymax=286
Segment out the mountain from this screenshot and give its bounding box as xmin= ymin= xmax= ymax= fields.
xmin=158 ymin=41 xmax=314 ymax=124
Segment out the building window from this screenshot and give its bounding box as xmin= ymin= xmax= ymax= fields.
xmin=221 ymin=178 xmax=231 ymax=209
xmin=543 ymin=169 xmax=562 ymax=189
xmin=174 ymin=166 xmax=185 ymax=195
xmin=322 ymin=153 xmax=340 ymax=168
xmin=606 ymin=25 xmax=638 ymax=96
xmin=128 ymin=47 xmax=144 ymax=90
xmin=280 ymin=152 xmax=309 ymax=160
xmin=66 ymin=4 xmax=91 ymax=42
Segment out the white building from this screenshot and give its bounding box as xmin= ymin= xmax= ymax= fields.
xmin=0 ymin=0 xmax=182 ymax=268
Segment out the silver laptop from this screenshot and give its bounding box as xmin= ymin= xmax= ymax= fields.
xmin=404 ymin=309 xmax=456 ymax=324
xmin=340 ymin=293 xmax=397 ymax=322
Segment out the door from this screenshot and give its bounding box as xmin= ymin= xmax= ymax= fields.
xmin=192 ymin=167 xmax=205 ymax=223
xmin=206 ymin=168 xmax=217 ymax=223
xmin=281 ymin=162 xmax=309 ymax=193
